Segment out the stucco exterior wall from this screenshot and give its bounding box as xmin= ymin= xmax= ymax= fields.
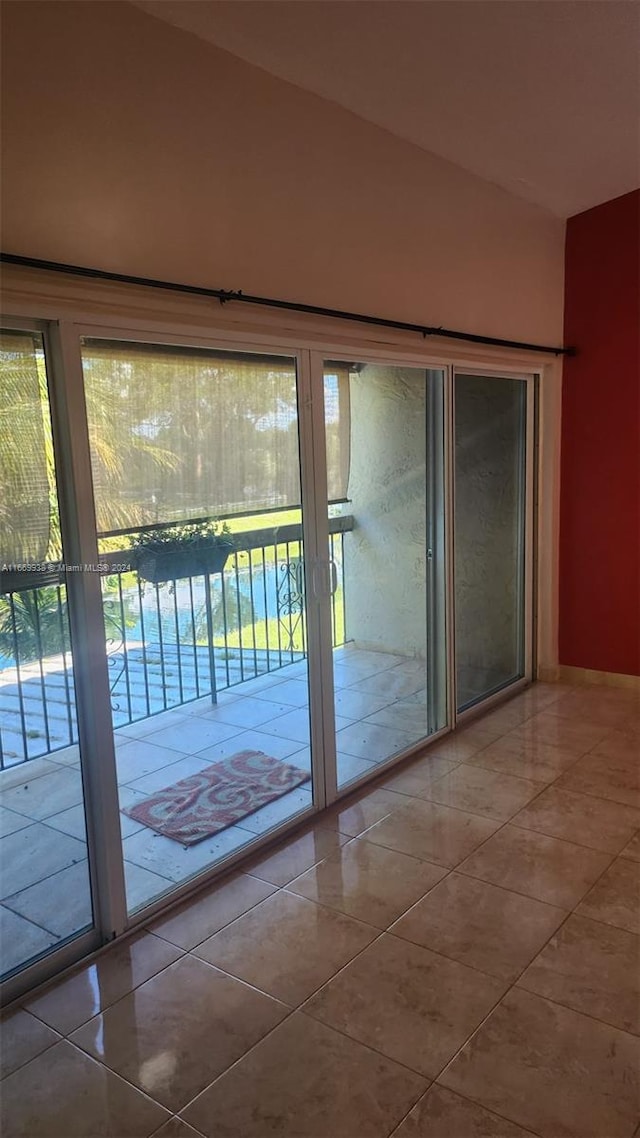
xmin=343 ymin=365 xmax=428 ymax=658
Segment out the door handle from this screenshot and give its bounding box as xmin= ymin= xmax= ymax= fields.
xmin=329 ymin=559 xmax=339 ymax=595
xmin=312 ymin=561 xmax=330 ymax=599
xmin=312 ymin=560 xmax=337 ymax=599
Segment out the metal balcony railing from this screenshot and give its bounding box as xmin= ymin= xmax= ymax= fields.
xmin=0 ymin=517 xmax=352 ymax=768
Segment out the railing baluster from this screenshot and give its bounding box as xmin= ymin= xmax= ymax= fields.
xmin=116 ymin=573 xmax=133 ymax=722
xmin=154 ymin=583 xmax=168 ymax=710
xmin=137 ymin=576 xmax=151 ymax=717
xmin=219 ymin=568 xmax=231 ymax=690
xmin=233 ymin=551 xmax=245 ymax=683
xmin=284 ymin=543 xmax=296 ymax=664
xmin=56 ymin=584 xmax=75 ymax=745
xmin=247 ymin=549 xmax=258 ymax=679
xmin=261 ymin=546 xmax=270 ymax=674
xmin=339 ymin=531 xmax=346 ymax=646
xmin=274 ymin=542 xmax=283 ymax=668
xmin=188 ymin=576 xmax=200 ymax=698
xmin=330 ymin=533 xmax=337 ymax=646
xmin=172 ymin=579 xmax=184 ymax=705
xmin=7 ymin=593 xmax=28 ymax=763
xmin=32 ymin=590 xmax=52 ymax=753
xmin=300 ymin=538 xmax=307 ymax=657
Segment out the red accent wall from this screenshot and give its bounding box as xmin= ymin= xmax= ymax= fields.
xmin=559 ymin=189 xmax=640 ymax=676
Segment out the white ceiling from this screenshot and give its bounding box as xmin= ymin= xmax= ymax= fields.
xmin=133 ymin=0 xmax=640 ymax=218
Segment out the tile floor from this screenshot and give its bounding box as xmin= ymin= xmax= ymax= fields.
xmin=0 ymin=647 xmax=432 ymax=970
xmin=1 ymin=679 xmax=639 ymax=1137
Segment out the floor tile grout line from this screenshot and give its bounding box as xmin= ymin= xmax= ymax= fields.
xmin=383 ymin=1082 xmax=439 ymax=1138
xmin=0 ymin=799 xmax=46 ymax=823
xmin=298 ymin=918 xmax=515 ymax=1003
xmin=353 ymin=769 xmax=550 ymax=882
xmin=15 ymin=934 xmax=189 ymax=1038
xmin=172 ymin=977 xmax=429 ymax=1128
xmin=1 ymin=828 xmax=89 ymax=894
xmin=30 ymin=875 xmax=377 ymax=1045
xmin=533 ymin=777 xmax=640 ymax=813
xmin=204 ymin=848 xmax=567 ymax=1027
xmin=61 ymin=1035 xmax=184 ymax=1121
xmin=49 ymin=958 xmax=300 ymax=1112
xmin=269 ymin=829 xmax=639 ymax=1038
xmin=0 ymin=1026 xmax=63 ymax=1084
xmin=567 ymin=887 xmax=640 ymax=933
xmin=282 ymin=828 xmax=444 ymax=888
xmin=392 ymin=716 xmax=638 ymax=876
xmin=427 ymin=830 xmax=640 ymax=1090
xmin=453 ymin=855 xmax=613 ymax=911
xmin=386 ymin=1082 xmax=545 ymax=1138
xmin=178 ymin=902 xmax=429 ymax=1095
xmin=430 ymin=966 xmax=638 ymax=1131
xmin=296 ymin=1003 xmax=433 ymax=1082
xmin=258 ymin=725 xmax=633 ymax=923
xmin=514 ymin=971 xmax=640 ymax=1038
xmin=1 ymin=1026 xmax=180 ymax=1124
xmin=0 ymin=896 xmax=70 ymax=941
xmin=507 ymin=815 xmax=640 ymax=856
xmin=385 ymin=879 xmax=568 ymax=966
xmin=169 ymin=1004 xmax=303 ymax=1120
xmin=143 ymin=883 xmax=281 ymax=953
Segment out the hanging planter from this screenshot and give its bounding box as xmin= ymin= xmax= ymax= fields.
xmin=130 ymin=521 xmax=234 ymax=584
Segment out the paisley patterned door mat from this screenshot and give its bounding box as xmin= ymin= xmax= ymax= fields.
xmin=122 ymin=750 xmax=310 ymax=845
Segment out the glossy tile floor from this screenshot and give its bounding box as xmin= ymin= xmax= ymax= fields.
xmin=1 ymin=680 xmax=639 ymax=1137
xmin=0 ymin=646 xmax=431 ymax=953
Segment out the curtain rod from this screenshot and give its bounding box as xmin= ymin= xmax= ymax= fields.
xmin=0 ymin=252 xmax=575 ymax=357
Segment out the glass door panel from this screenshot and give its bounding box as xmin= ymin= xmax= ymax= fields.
xmin=454 ymin=372 xmax=528 ymax=711
xmin=80 ymin=337 xmax=317 ymax=915
xmin=0 ymin=328 xmax=94 ymax=980
xmin=322 ymin=361 xmax=447 ymax=793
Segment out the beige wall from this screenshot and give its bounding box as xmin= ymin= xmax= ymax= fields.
xmin=1 ymin=0 xmax=564 ymax=346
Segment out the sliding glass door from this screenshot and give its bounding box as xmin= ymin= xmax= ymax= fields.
xmin=79 ymin=336 xmax=321 ymax=916
xmin=0 ymin=327 xmax=95 ymax=982
xmin=0 ymin=314 xmax=537 ymax=996
xmin=317 ymin=359 xmax=448 ymax=795
xmin=454 ymin=371 xmax=531 ymax=712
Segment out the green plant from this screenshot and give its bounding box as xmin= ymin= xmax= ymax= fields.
xmin=128 ymin=519 xmax=233 ymax=554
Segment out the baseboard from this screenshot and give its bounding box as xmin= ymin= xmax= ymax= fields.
xmin=537 ymin=664 xmax=640 ymax=692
